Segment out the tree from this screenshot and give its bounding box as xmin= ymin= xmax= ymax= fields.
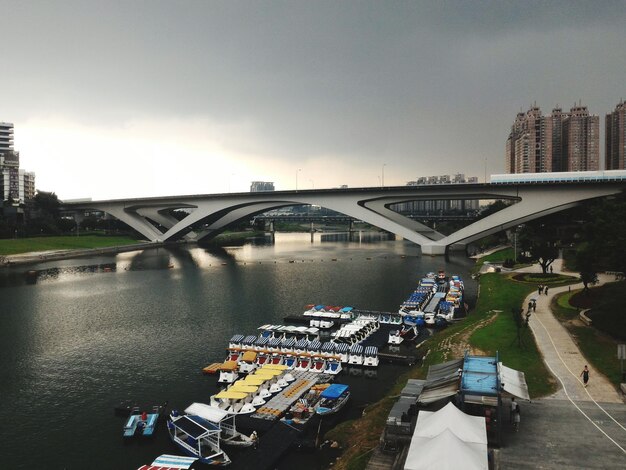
xmin=576 ymin=246 xmax=598 ymax=292
xmin=580 ymin=192 xmax=626 ymax=275
xmin=519 ymin=221 xmax=559 ymax=274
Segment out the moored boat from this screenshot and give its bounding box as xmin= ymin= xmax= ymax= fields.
xmin=167 ymin=411 xmax=231 ymax=466
xmin=217 ymin=361 xmax=239 ymax=384
xmin=315 ymin=384 xmax=350 ymax=416
xmin=123 ymin=405 xmax=162 ymax=438
xmin=184 ymin=402 xmax=253 ymax=447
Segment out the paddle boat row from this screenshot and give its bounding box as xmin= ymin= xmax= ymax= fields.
xmin=210 ymin=364 xmax=296 ymax=415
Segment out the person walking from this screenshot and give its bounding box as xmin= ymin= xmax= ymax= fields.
xmin=580 ymin=365 xmax=590 ymax=387
xmin=510 ymin=397 xmax=517 ymax=422
xmin=544 ymin=285 xmax=549 ymax=295
xmin=538 ymin=284 xmax=543 ymax=295
xmin=251 ymin=430 xmax=259 ymax=449
xmin=513 ymin=404 xmax=521 ymax=432
xmin=550 ymin=265 xmax=553 ymax=274
xmin=532 ymin=300 xmax=536 ymax=312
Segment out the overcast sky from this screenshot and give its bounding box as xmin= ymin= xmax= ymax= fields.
xmin=2 ymin=1 xmax=625 ymax=200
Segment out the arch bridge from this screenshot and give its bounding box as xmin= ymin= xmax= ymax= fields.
xmin=62 ymin=178 xmax=625 ymax=255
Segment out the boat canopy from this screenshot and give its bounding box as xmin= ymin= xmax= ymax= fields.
xmin=281 ymin=338 xmax=296 ymax=348
xmin=185 ymin=403 xmax=231 ymax=424
xmin=254 ymin=337 xmax=269 ymax=346
xmin=315 ymin=305 xmax=325 ymax=310
xmin=254 ymin=368 xmax=282 ymax=377
xmin=349 ymin=344 xmax=364 ymax=354
xmin=218 ymin=361 xmax=238 ymax=371
xmin=229 ymin=334 xmax=245 ymax=343
xmin=243 ymin=375 xmax=268 ymax=385
xmin=321 ymin=384 xmax=349 ymax=399
xmin=267 ymin=338 xmax=282 ymax=348
xmin=214 ymin=390 xmax=250 ymax=400
xmin=364 ymin=346 xmax=378 ymax=357
xmin=340 ymin=306 xmax=353 ymax=313
xmin=241 ymin=351 xmax=257 ymax=362
xmin=334 ymin=343 xmax=349 ymax=353
xmin=145 ymin=454 xmax=198 ymax=470
xmin=261 ymin=364 xmax=288 ymax=371
xmin=172 ymin=415 xmax=216 ymax=439
xmin=307 ymin=340 xmax=322 ymax=351
xmin=321 ymin=342 xmax=336 ymax=352
xmin=229 ymin=384 xmax=259 ymax=393
xmin=242 ymin=335 xmax=257 ymax=345
xmin=294 ymin=338 xmax=309 ymax=349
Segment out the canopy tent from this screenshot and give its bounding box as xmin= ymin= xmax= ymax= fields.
xmin=498 ymin=362 xmax=531 ymax=400
xmin=404 ymin=402 xmax=487 ymax=470
xmin=414 ymin=402 xmax=487 ymax=444
xmin=404 ymin=429 xmax=487 ymax=470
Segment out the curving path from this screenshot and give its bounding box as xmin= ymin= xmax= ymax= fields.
xmin=516 ymin=259 xmax=621 ymax=403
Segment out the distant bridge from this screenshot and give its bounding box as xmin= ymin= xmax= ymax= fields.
xmin=62 ymin=175 xmax=626 ymax=255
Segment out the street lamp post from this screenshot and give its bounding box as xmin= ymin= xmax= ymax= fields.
xmin=296 ymin=168 xmax=302 ymax=191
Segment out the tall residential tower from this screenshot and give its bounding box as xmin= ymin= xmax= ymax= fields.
xmin=605 ymin=100 xmax=626 ymax=170
xmin=506 ymin=104 xmax=599 ymax=173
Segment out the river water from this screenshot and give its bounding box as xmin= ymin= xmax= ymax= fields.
xmin=0 ymin=232 xmax=477 ymax=469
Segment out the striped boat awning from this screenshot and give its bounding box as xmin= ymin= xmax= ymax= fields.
xmin=242 ymin=335 xmax=257 ymax=345
xmin=267 ymin=338 xmax=282 ymax=348
xmin=294 ymin=338 xmax=310 ymax=349
xmin=335 ymin=343 xmax=349 ymax=353
xmin=350 ymin=344 xmax=364 ymax=354
xmin=255 ymin=337 xmax=269 ymax=346
xmin=229 ymin=334 xmax=245 ymax=343
xmin=281 ymin=337 xmax=296 ymax=348
xmin=364 ymin=346 xmax=378 ymax=356
xmin=307 ymin=340 xmax=322 ymax=351
xmin=139 ymin=454 xmax=198 ymax=469
xmin=321 ymin=342 xmax=336 ymax=352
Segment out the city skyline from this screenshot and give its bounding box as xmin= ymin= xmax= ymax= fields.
xmin=1 ymin=1 xmax=625 ymax=200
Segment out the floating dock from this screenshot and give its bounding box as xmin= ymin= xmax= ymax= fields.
xmin=251 ymin=371 xmax=331 ymax=421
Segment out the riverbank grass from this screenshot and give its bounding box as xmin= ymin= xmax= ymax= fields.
xmin=0 ymin=234 xmax=142 ymax=256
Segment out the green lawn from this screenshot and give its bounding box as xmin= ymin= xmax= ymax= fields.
xmin=469 ymin=273 xmax=557 ymax=397
xmin=0 ymin=235 xmax=143 ymax=256
xmin=479 ymin=247 xmax=514 ymax=263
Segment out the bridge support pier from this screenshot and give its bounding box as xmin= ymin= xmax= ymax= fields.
xmin=421 ymin=244 xmax=447 ymax=256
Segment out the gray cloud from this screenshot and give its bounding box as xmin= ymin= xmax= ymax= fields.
xmin=2 ymin=0 xmax=626 ymax=196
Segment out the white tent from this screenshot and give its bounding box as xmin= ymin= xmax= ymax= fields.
xmin=414 ymin=402 xmax=487 ymax=444
xmin=404 ymin=429 xmax=487 ymax=470
xmin=404 ymin=402 xmax=488 ymax=470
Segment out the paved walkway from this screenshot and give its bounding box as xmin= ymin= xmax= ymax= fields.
xmin=516 ymin=259 xmax=622 ymax=403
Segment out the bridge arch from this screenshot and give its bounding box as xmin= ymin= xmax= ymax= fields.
xmin=63 ymin=179 xmax=625 ymax=255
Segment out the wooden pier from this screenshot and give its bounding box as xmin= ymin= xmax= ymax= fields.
xmin=251 ymin=371 xmax=330 ymax=421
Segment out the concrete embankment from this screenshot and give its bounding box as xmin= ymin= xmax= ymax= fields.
xmin=0 ymin=241 xmax=168 ymax=267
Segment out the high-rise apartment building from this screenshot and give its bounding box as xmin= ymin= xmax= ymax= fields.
xmin=506 ymin=104 xmax=599 ymax=173
xmin=562 ymin=106 xmax=599 ymax=171
xmin=0 ymin=122 xmax=14 ymax=153
xmin=605 ymin=100 xmax=626 ymax=170
xmin=397 ymin=174 xmax=480 ymax=214
xmin=506 ymin=106 xmax=552 ymax=173
xmin=0 ymin=121 xmax=36 ymax=205
xmin=250 ymin=181 xmax=275 ymax=192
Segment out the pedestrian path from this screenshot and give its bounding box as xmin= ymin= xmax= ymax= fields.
xmin=517 ymin=260 xmax=622 ymax=403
